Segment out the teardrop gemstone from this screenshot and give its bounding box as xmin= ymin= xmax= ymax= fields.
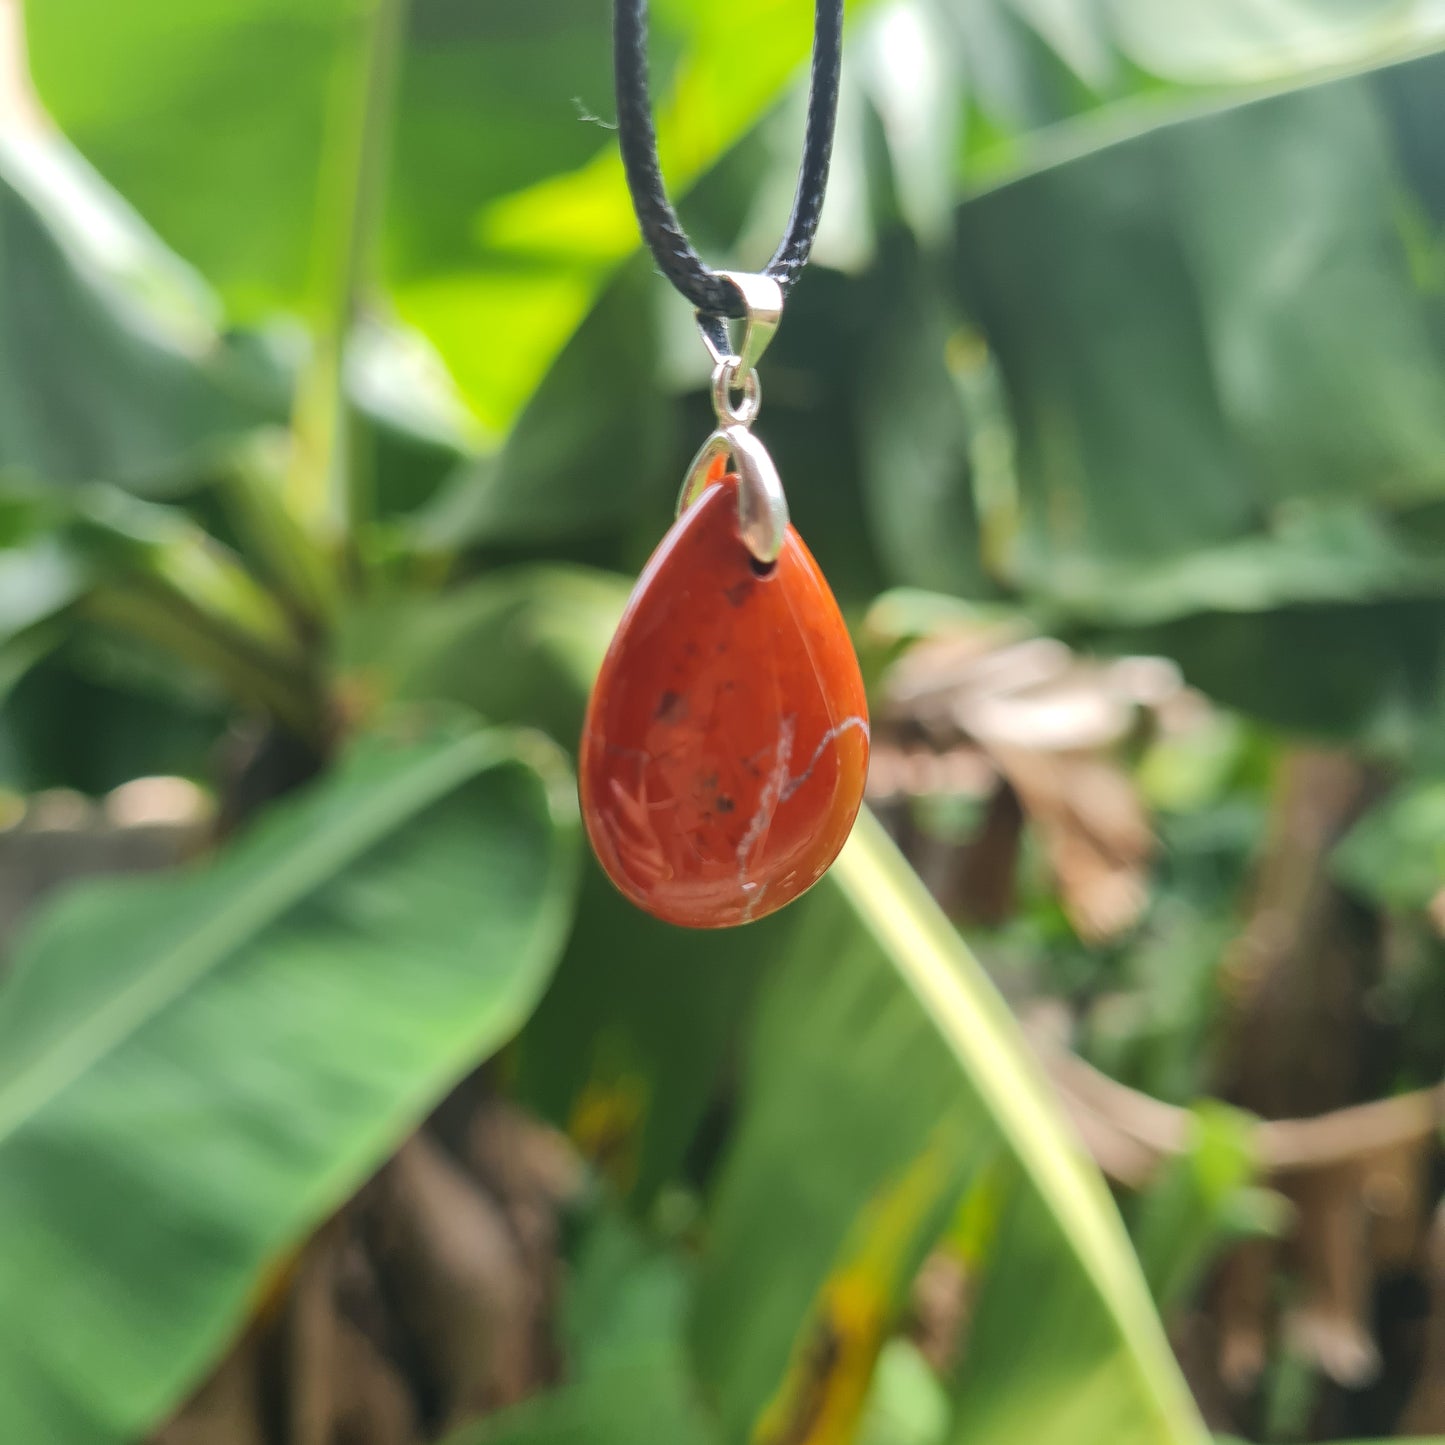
xmin=579 ymin=468 xmax=869 ymax=929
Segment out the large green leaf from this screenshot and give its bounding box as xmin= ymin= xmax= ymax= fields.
xmin=0 ymin=721 xmax=579 ymax=1443
xmin=516 ymin=855 xmax=791 ymax=1208
xmin=0 ymin=134 xmax=279 ymax=497
xmin=409 ymin=259 xmax=672 ymax=551
xmin=952 ymin=52 xmax=1445 ymax=612
xmin=0 ymin=645 xmax=229 ymax=795
xmin=852 ymin=237 xmax=991 ymax=598
xmin=946 ymin=0 xmax=1445 ymax=175
xmin=335 ymin=563 xmax=627 ymax=747
xmin=691 ymin=810 xmax=1206 ymax=1445
xmin=846 ymin=0 xmax=1445 ymax=285
xmin=1120 ymin=599 xmax=1445 ymax=741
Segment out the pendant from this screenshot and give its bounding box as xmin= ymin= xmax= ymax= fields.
xmin=579 ymin=274 xmax=869 ymax=928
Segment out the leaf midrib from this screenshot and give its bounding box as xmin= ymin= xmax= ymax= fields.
xmin=0 ymin=732 xmax=516 ymax=1147
xmin=959 ymin=29 xmax=1445 ymax=204
xmin=835 ymin=812 xmax=1209 ymax=1444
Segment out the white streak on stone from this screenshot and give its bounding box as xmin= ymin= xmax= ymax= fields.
xmin=735 ymin=713 xmax=796 ymax=911
xmin=780 ymin=716 xmax=870 ymax=802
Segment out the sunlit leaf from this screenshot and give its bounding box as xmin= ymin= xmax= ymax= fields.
xmin=27 ymin=0 xmax=836 ymax=434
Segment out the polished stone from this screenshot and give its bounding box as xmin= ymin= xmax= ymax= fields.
xmin=580 ymin=466 xmax=869 ymax=928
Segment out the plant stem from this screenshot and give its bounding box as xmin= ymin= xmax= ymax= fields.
xmin=284 ymin=0 xmax=408 ymax=567
xmin=224 ymin=437 xmax=340 ymax=635
xmin=82 ymin=581 xmax=326 ymax=744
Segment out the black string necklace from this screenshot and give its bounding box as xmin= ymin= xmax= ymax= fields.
xmin=612 ymin=0 xmax=845 ymax=326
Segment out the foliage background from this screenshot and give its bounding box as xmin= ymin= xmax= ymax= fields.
xmin=3 ymin=1 xmax=1445 ymax=1443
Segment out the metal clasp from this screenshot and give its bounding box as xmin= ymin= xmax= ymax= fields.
xmin=677 ymin=424 xmax=789 ymax=565
xmin=680 ymin=272 xmax=789 ymax=564
xmin=696 ymin=271 xmax=783 ymax=378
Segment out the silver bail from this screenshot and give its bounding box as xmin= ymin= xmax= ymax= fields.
xmin=724 ymin=424 xmax=788 ymax=565
xmin=696 ymin=271 xmax=783 ymax=376
xmin=675 ymin=424 xmax=790 ymax=565
xmin=679 ymin=271 xmax=789 ymax=564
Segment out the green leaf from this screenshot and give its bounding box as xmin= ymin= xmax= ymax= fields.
xmin=0 ymin=482 xmax=319 ymax=738
xmin=410 ymin=260 xmax=671 ymax=551
xmin=0 ymin=645 xmax=228 ymax=795
xmin=1333 ymin=777 xmax=1445 ymax=911
xmin=857 ymin=1339 xmax=951 ymax=1445
xmin=447 ymin=1353 xmax=720 ymax=1445
xmin=954 ymin=54 xmax=1445 ymax=612
xmin=944 ymin=0 xmax=1445 ymax=187
xmin=561 ymin=1207 xmax=693 ymax=1375
xmin=853 ymin=238 xmax=991 ymax=598
xmin=25 ymin=0 xmax=369 ymax=319
xmin=691 ymin=810 xmax=1206 ymax=1445
xmin=0 ymin=134 xmax=278 ymax=497
xmin=516 ymin=856 xmax=790 ymax=1207
xmin=0 ymin=721 xmax=580 ymax=1443
xmin=1027 ymin=503 xmax=1445 ymax=628
xmin=336 ymin=564 xmax=627 ymax=748
xmin=0 ymin=536 xmax=88 ymax=653
xmin=1122 ymin=600 xmax=1445 ymax=741
xmin=1129 ymin=1103 xmax=1278 ymax=1311
xmin=443 ymin=1208 xmax=719 ymax=1445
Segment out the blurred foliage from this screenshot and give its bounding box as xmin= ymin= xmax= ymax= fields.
xmin=3 ymin=0 xmax=1445 ymax=1443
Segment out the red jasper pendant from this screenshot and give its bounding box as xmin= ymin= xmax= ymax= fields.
xmin=579 ymin=463 xmax=869 ymax=928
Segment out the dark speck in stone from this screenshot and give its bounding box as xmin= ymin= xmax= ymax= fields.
xmin=717 ymin=795 xmax=735 ymax=814
xmin=654 ymin=689 xmax=686 ymax=722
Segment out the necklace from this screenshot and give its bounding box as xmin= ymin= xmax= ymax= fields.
xmin=579 ymin=0 xmax=868 ymax=930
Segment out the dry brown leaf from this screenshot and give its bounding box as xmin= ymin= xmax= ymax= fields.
xmin=148 ymin=1325 xmax=269 ymax=1445
xmin=285 ymin=1231 xmax=340 ymax=1445
xmin=1359 ymin=1138 xmax=1429 ymax=1271
xmin=328 ymin=1315 xmax=421 ymax=1445
xmin=909 ymin=1252 xmax=971 ymax=1376
xmin=360 ymin=1134 xmax=547 ymax=1433
xmin=1399 ymin=1203 xmax=1445 ymax=1434
xmin=989 ymin=746 xmax=1153 ymax=943
xmin=1281 ymin=1165 xmax=1380 ymax=1388
xmin=1169 ymin=1311 xmax=1240 ymax=1434
xmin=1219 ymin=750 xmax=1380 ymax=1121
xmin=1216 ymin=1238 xmax=1276 ymax=1396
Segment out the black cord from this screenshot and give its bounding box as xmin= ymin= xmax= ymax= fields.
xmin=613 ymin=0 xmax=844 ymax=326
